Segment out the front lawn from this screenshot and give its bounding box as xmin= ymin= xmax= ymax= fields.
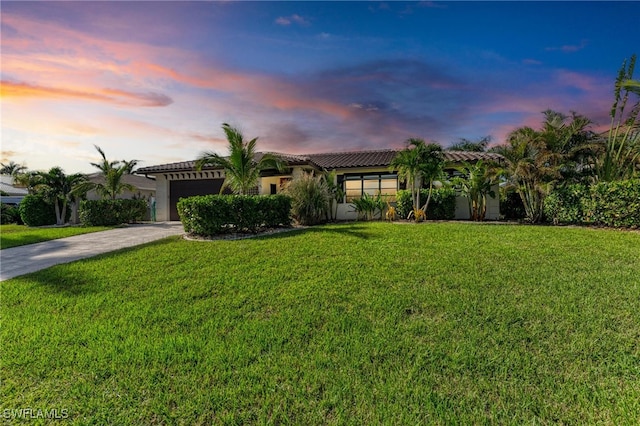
xmin=0 ymin=224 xmax=114 ymax=249
xmin=2 ymin=222 xmax=639 ymax=424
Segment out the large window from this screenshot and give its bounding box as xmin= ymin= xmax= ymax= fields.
xmin=342 ymin=173 xmax=398 ymax=202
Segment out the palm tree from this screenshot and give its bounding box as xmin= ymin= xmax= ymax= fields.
xmin=418 ymin=142 xmax=445 ymax=214
xmin=493 ymin=109 xmax=596 ymax=223
xmin=89 ymin=145 xmax=139 ymax=200
xmin=195 ymin=123 xmax=285 ymax=195
xmin=0 ymin=161 xmax=27 ymax=176
xmin=390 ymin=139 xmax=424 ymax=219
xmin=13 ymin=171 xmax=40 ymax=194
xmin=452 ymin=160 xmax=499 ymax=221
xmin=540 ymin=110 xmax=596 ymax=183
xmin=448 ymin=136 xmax=491 ymax=152
xmin=595 ymin=55 xmax=640 ymax=181
xmin=492 ymin=127 xmax=555 ymax=223
xmin=34 ymin=167 xmax=88 ymax=225
xmin=390 ymin=138 xmax=444 ymax=220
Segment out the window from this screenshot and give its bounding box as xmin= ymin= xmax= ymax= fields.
xmin=342 ymin=173 xmax=398 ymax=202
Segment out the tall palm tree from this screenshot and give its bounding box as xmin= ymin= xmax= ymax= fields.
xmin=89 ymin=145 xmax=139 ymax=200
xmin=34 ymin=167 xmax=88 ymax=225
xmin=0 ymin=161 xmax=27 ymax=176
xmin=195 ymin=123 xmax=285 ymax=195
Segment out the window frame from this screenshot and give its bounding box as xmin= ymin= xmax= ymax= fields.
xmin=340 ymin=172 xmax=398 ymax=203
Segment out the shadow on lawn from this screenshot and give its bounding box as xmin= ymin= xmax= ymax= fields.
xmin=24 ymin=266 xmax=103 ymax=296
xmin=256 ymin=222 xmax=376 ymax=241
xmin=23 ymin=237 xmax=181 ymax=296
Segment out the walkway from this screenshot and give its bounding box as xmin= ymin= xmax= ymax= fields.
xmin=0 ymin=222 xmax=184 ymax=281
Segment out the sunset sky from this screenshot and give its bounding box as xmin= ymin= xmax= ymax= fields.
xmin=1 ymin=1 xmax=639 ymax=174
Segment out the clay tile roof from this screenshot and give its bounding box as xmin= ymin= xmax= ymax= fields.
xmin=136 ymin=161 xmax=197 ymax=174
xmin=258 ymin=152 xmax=310 ymax=165
xmin=444 ymin=151 xmax=504 ymax=163
xmin=135 ymin=149 xmax=504 ymax=174
xmin=306 ymin=149 xmax=399 ymax=169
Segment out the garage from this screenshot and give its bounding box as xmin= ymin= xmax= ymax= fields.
xmin=169 ymin=179 xmax=230 ymax=220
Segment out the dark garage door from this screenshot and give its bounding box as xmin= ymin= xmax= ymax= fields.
xmin=169 ymin=179 xmax=228 ymax=220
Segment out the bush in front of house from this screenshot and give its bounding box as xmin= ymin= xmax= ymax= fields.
xmin=79 ymin=199 xmax=147 ymax=226
xmin=286 ymin=173 xmax=330 ymax=225
xmin=1 ymin=203 xmax=23 ymax=224
xmin=177 ymin=194 xmax=292 ymax=235
xmin=543 ymin=184 xmax=590 ymax=225
xmin=395 ymin=188 xmax=456 ymax=220
xmin=19 ymin=194 xmax=57 ymax=226
xmin=500 ymin=189 xmax=526 ymax=220
xmin=544 ymin=179 xmax=640 ymax=228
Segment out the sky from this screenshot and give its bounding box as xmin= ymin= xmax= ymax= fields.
xmin=1 ymin=1 xmax=639 ymax=174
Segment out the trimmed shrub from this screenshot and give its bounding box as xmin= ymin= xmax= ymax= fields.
xmin=586 ymin=180 xmax=640 ymax=228
xmin=19 ymin=194 xmax=57 ymax=226
xmin=395 ymin=188 xmax=456 ymax=220
xmin=426 ymin=187 xmax=456 ymax=220
xmin=79 ymin=199 xmax=147 ymax=226
xmin=544 ymin=180 xmax=640 ymax=228
xmin=543 ymin=184 xmax=589 ymax=225
xmin=177 ymin=194 xmax=292 ymax=236
xmin=1 ymin=203 xmax=23 ymax=224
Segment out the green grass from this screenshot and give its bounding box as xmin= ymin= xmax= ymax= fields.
xmin=0 ymin=224 xmax=114 ymax=249
xmin=2 ymin=222 xmax=639 ymax=424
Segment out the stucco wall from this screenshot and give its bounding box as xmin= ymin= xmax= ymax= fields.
xmin=155 ymin=175 xmax=170 ymax=221
xmin=454 ymin=184 xmax=500 ymax=220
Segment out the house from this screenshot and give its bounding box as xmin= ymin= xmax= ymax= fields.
xmin=135 ymin=149 xmax=504 ymax=221
xmin=85 ymin=173 xmax=156 ymax=201
xmin=69 ymin=173 xmax=157 ymax=224
xmin=0 ymin=175 xmax=28 ymax=206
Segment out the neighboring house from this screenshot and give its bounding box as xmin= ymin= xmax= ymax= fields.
xmin=69 ymin=173 xmax=157 ymax=223
xmin=136 ymin=149 xmax=503 ymax=222
xmin=0 ymin=175 xmax=28 ymax=205
xmin=85 ymin=173 xmax=156 ymax=201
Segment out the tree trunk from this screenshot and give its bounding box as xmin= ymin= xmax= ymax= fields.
xmin=420 ymin=182 xmax=433 ymax=217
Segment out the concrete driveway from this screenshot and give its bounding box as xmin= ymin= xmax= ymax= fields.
xmin=0 ymin=222 xmax=184 ymax=281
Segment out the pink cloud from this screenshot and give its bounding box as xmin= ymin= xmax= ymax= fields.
xmin=1 ymin=80 xmax=172 ymax=107
xmin=2 ymin=11 xmax=355 ymax=123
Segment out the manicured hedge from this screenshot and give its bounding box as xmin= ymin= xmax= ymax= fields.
xmin=177 ymin=194 xmax=292 ymax=235
xmin=18 ymin=194 xmax=57 ymax=226
xmin=395 ymin=188 xmax=456 ymax=220
xmin=79 ymin=199 xmax=147 ymax=226
xmin=544 ymin=180 xmax=640 ymax=228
